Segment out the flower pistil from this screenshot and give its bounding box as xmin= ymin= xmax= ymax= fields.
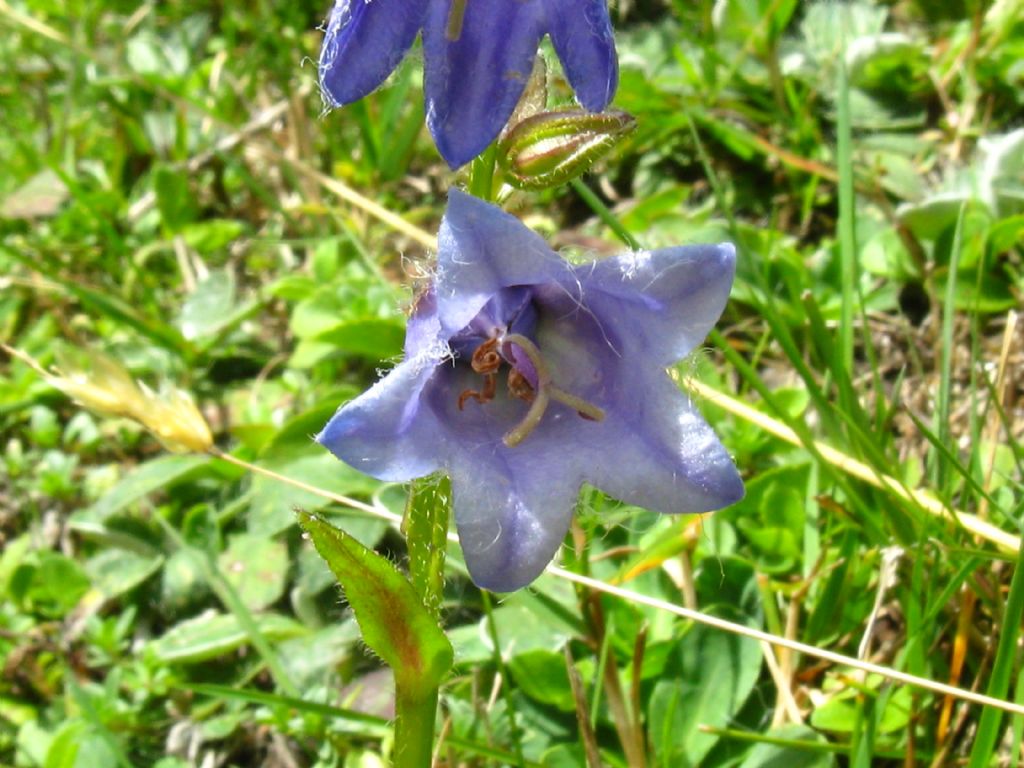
xmin=456 ymin=327 xmax=605 ymax=448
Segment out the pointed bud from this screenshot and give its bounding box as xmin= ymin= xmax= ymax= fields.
xmin=498 ymin=109 xmax=636 ymax=190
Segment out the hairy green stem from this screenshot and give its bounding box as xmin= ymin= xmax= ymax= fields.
xmin=395 ymin=476 xmax=452 ymax=765
xmin=405 ymin=476 xmax=451 ymax=618
xmin=394 ymin=689 xmax=440 ymax=768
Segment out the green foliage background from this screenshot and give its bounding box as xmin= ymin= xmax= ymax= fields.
xmin=1 ymin=0 xmax=1023 ymax=766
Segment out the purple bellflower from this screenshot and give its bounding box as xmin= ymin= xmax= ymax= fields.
xmin=318 ymin=0 xmax=618 ymax=169
xmin=318 ymin=191 xmax=744 ymax=591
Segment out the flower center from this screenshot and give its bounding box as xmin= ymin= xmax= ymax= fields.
xmin=457 ymin=332 xmax=605 ymax=447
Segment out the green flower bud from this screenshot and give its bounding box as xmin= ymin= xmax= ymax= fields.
xmin=498 ymin=109 xmax=636 ymax=191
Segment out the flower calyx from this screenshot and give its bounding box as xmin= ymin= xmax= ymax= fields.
xmin=498 ymin=108 xmax=637 ymax=191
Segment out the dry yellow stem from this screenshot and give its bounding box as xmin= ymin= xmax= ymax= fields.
xmin=684 ymin=378 xmax=1020 ymax=553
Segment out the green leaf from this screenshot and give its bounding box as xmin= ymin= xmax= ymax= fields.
xmin=43 ymin=720 xmax=85 ymax=768
xmin=846 ymin=33 xmax=928 ymax=95
xmin=713 ymin=0 xmax=798 ymax=49
xmin=44 ymin=719 xmax=122 ymax=768
xmin=694 ymin=557 xmax=764 ymax=623
xmin=989 ymin=214 xmax=1024 ymax=252
xmin=72 ymin=455 xmax=210 ymax=524
xmin=730 ymin=465 xmax=810 ymax=573
xmin=0 ymin=535 xmax=32 ymax=596
xmin=153 ymin=164 xmax=197 ymax=233
xmin=178 ymin=270 xmax=237 ymax=341
xmin=315 ymin=318 xmax=405 ymax=360
xmin=936 ymin=271 xmax=1018 ymax=313
xmin=11 ymin=552 xmax=91 ymax=618
xmin=860 ymin=228 xmax=919 ymax=281
xmin=296 ymin=511 xmax=453 ymax=698
xmin=61 ymin=278 xmax=190 ymax=354
xmin=809 ymin=676 xmax=912 ymax=734
xmin=15 ymin=720 xmax=52 ymax=767
xmin=539 ymin=744 xmax=589 ymax=768
xmin=277 ymin=622 xmax=362 ymax=688
xmin=181 ymin=219 xmax=246 ymax=254
xmin=258 ymin=396 xmax=358 ymax=457
xmin=84 ymin=548 xmax=164 ymax=600
xmin=897 ymin=194 xmax=978 ymax=242
xmin=648 ymin=618 xmax=762 ymax=765
xmin=161 ymin=548 xmax=209 ymax=612
xmin=148 ymin=611 xmax=306 ymax=664
xmin=508 ymin=650 xmax=575 ymax=712
xmin=449 ymin=600 xmax=576 ymax=665
xmin=248 ymin=453 xmax=384 ymax=540
xmin=217 ymin=534 xmax=288 ymax=611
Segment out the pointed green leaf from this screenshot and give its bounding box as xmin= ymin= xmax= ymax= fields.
xmin=296 ymin=511 xmax=452 ymax=696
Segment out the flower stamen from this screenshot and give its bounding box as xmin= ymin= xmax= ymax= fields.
xmin=456 ymin=333 xmax=604 ymax=443
xmin=458 ymin=372 xmax=497 ymax=410
xmin=470 ymin=337 xmax=502 ymax=374
xmin=446 ymin=0 xmax=467 ymax=41
xmin=459 ymin=338 xmax=500 ymax=410
xmin=507 ymin=369 xmax=535 ymax=403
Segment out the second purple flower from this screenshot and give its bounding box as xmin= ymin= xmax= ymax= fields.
xmin=318 ymin=0 xmax=618 ymax=169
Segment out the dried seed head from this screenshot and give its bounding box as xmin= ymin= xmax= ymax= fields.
xmin=3 ymin=344 xmax=212 ymax=454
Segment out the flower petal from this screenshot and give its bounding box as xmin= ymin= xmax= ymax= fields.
xmin=423 ymin=0 xmax=544 ymax=167
xmin=545 ymin=0 xmax=618 ymax=111
xmin=578 ymin=243 xmax=737 ymax=366
xmin=581 ymin=371 xmax=744 ymax=513
xmin=434 ymin=190 xmax=575 ymax=337
xmin=319 ymin=0 xmax=426 ymax=108
xmin=449 ymin=449 xmax=579 ymax=592
xmin=316 ymin=355 xmax=445 ymax=482
xmin=527 ymin=296 xmax=743 ymax=513
xmin=404 ymin=288 xmax=445 ymax=359
xmin=424 ymin=359 xmax=598 ymax=590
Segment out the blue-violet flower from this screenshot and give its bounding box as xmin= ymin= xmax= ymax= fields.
xmin=319 ymin=0 xmax=618 ymax=169
xmin=318 ymin=190 xmax=744 ymax=591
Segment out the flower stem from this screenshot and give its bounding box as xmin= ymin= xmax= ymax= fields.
xmin=404 ymin=476 xmax=451 ymax=619
xmin=397 ymin=476 xmax=451 ymax=765
xmin=469 ymin=144 xmax=499 ymax=202
xmin=394 ymin=688 xmax=440 ymax=768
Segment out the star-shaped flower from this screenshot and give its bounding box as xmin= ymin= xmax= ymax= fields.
xmin=318 ymin=190 xmax=744 ymax=591
xmin=318 ymin=0 xmax=618 ymax=168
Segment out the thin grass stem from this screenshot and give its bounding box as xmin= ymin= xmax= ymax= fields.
xmin=213 ymin=449 xmax=1024 ymax=719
